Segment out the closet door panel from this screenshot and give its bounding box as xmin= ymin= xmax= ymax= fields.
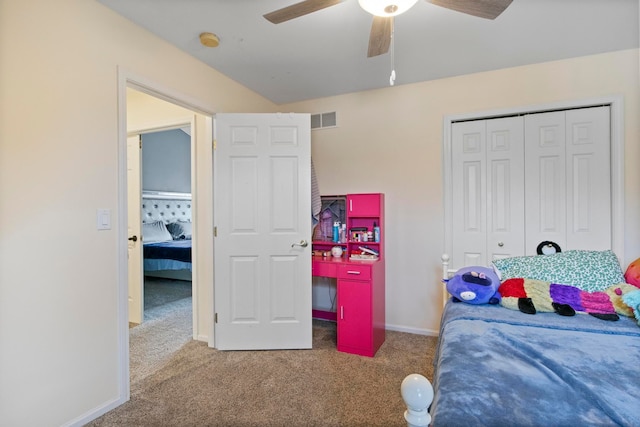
xmin=566 ymin=106 xmax=611 ymax=250
xmin=525 ymin=112 xmax=567 ymax=254
xmin=452 ymin=121 xmax=487 ymax=266
xmin=486 ymin=117 xmax=525 ymax=261
xmin=538 ymin=156 xmax=565 ymax=232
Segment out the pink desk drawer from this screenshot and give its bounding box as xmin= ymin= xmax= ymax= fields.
xmin=337 ymin=264 xmax=371 ymax=281
xmin=313 ymin=261 xmax=337 ymax=278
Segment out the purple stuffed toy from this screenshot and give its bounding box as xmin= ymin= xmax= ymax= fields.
xmin=445 ymin=266 xmax=501 ymax=305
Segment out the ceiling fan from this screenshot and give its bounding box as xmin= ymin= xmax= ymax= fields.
xmin=264 ymin=0 xmax=513 ymax=58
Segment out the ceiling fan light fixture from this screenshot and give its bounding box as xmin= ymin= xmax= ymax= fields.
xmin=358 ymin=0 xmax=418 ymax=17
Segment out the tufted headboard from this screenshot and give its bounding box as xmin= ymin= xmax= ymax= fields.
xmin=141 ymin=192 xmax=192 ymax=224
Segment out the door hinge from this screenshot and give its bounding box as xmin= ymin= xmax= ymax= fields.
xmin=214 ymin=226 xmax=217 ymax=237
xmin=214 ymin=313 xmax=218 ymax=323
xmin=138 ymin=135 xmax=142 ymax=149
xmin=213 ymin=139 xmax=217 ymax=150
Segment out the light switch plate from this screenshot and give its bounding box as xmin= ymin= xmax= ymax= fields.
xmin=97 ymin=209 xmax=111 ymax=230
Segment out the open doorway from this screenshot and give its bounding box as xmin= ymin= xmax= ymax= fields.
xmin=119 ymin=79 xmax=216 ymax=396
xmin=127 ymin=97 xmax=195 ymax=382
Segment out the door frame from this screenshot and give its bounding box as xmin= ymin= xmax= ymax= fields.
xmin=127 ymin=134 xmax=143 ymax=325
xmin=116 ymin=68 xmax=216 ymax=402
xmin=443 ymin=95 xmax=625 ymax=268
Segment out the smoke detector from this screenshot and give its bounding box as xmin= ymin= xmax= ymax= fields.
xmin=199 ymin=32 xmax=220 ymax=48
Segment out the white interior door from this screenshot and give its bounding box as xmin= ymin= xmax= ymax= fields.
xmin=214 ymin=113 xmax=312 ymax=350
xmin=127 ymin=135 xmax=144 ymax=324
xmin=485 ymin=116 xmax=525 ymax=261
xmin=452 ymin=116 xmax=525 ymax=267
xmin=452 ymin=120 xmax=487 ymax=266
xmin=525 ymin=106 xmax=611 ymax=253
xmin=524 ymin=111 xmax=567 ymax=253
xmin=564 ymin=106 xmax=611 ymax=250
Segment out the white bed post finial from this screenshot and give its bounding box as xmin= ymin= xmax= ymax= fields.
xmin=401 ymin=374 xmax=433 ymax=427
xmin=441 ymin=253 xmax=450 ymax=280
xmin=442 ymin=253 xmax=450 ymax=307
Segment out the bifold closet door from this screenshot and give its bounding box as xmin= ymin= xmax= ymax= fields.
xmin=451 ymin=116 xmax=525 ymax=266
xmin=524 ymin=106 xmax=611 ymax=254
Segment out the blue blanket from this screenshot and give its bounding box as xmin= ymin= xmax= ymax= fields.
xmin=143 ymin=239 xmax=191 ymax=263
xmin=431 ymin=300 xmax=640 ymax=426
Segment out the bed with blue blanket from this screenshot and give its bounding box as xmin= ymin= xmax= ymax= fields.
xmin=423 ymin=250 xmax=640 ymax=427
xmin=431 ymin=301 xmax=640 ymax=426
xmin=141 ymin=194 xmax=192 ymax=281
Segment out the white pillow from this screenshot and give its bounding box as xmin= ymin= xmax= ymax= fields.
xmin=143 ymin=221 xmax=173 ymax=243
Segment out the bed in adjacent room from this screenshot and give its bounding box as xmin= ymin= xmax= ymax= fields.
xmin=402 ymin=250 xmax=640 ymax=427
xmin=142 ymin=193 xmax=192 ymax=281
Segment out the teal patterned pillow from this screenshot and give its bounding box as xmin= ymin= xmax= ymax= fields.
xmin=492 ymin=250 xmax=625 ymax=292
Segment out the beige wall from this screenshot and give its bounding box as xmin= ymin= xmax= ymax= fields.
xmin=0 ymin=0 xmax=276 ymax=425
xmin=282 ymin=48 xmax=640 ymax=335
xmin=127 ymin=88 xmax=197 ymax=130
xmin=1 ymin=0 xmax=638 ymax=425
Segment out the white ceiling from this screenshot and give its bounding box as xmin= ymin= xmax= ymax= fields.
xmin=99 ymin=0 xmax=638 ymax=105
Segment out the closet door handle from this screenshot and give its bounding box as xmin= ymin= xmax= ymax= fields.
xmin=497 ymin=241 xmax=504 ymax=247
xmin=291 ymin=240 xmax=308 ymax=248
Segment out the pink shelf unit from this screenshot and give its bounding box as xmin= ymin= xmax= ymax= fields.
xmin=312 ymin=193 xmax=385 ymax=357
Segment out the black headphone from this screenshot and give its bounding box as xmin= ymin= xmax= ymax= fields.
xmin=536 ymin=241 xmax=562 ymax=255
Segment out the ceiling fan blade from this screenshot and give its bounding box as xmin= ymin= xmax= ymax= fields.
xmin=427 ymin=0 xmax=513 ymax=20
xmin=264 ymin=0 xmax=343 ymax=24
xmin=367 ymin=16 xmax=392 ymax=58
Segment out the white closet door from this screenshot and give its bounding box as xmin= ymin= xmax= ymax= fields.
xmin=525 ymin=111 xmax=568 ymax=254
xmin=449 ymin=104 xmax=614 ymax=269
xmin=486 ymin=117 xmax=525 ymax=261
xmin=452 ymin=116 xmax=524 ymax=266
xmin=525 ymin=106 xmax=610 ymax=254
xmin=565 ymin=106 xmax=611 ymax=250
xmin=452 ymin=121 xmax=487 ymax=266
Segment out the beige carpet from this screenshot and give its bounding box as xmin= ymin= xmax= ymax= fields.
xmin=90 ymin=280 xmax=438 ymax=427
xmin=129 ymin=278 xmax=193 ymax=384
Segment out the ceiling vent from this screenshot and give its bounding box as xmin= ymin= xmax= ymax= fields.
xmin=311 ymin=112 xmax=337 ymax=130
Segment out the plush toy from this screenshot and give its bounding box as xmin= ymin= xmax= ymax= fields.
xmin=445 ymin=266 xmax=501 ymax=305
xmin=624 ymin=257 xmax=640 ymax=287
xmin=622 ymin=289 xmax=640 ymax=326
xmin=499 ymin=278 xmax=640 ymax=321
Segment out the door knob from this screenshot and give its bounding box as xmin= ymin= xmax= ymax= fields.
xmin=291 ymin=240 xmax=308 ymax=248
xmin=497 ymin=241 xmax=504 ymax=247
xmin=128 ymin=235 xmax=138 ymax=242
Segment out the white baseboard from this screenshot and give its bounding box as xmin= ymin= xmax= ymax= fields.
xmin=62 ymin=395 xmax=127 ymax=427
xmin=385 ymin=323 xmax=439 ymax=337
